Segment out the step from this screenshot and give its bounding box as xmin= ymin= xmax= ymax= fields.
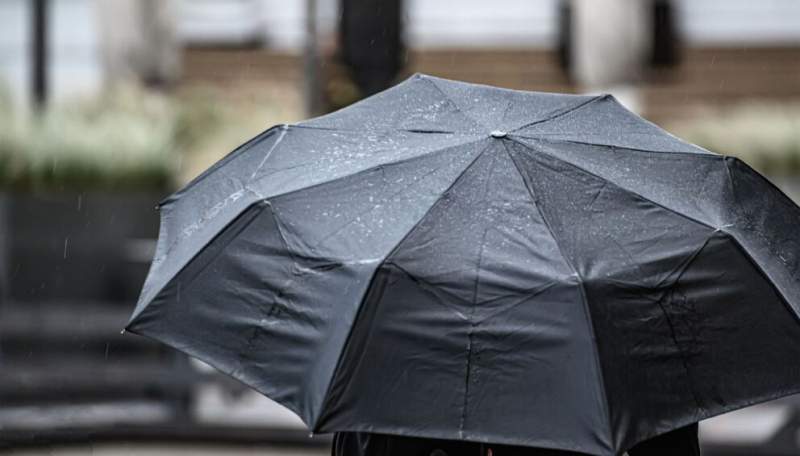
xmin=0 ymin=359 xmax=194 ymax=406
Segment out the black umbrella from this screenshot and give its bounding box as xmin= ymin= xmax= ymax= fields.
xmin=127 ymin=74 xmax=800 ymax=455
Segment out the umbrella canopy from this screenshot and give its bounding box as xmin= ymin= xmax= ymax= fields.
xmin=127 ymin=74 xmax=800 ymax=456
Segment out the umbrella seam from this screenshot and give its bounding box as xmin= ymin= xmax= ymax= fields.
xmin=313 ymin=142 xmax=494 ymax=429
xmin=514 ymin=136 xmax=721 ymax=159
xmin=510 ymin=95 xmax=606 ymax=133
xmin=502 ymin=141 xmax=615 ymax=452
xmin=470 ymin=281 xmax=560 ymax=325
xmin=422 ymin=75 xmax=488 ymax=131
xmin=723 ymin=229 xmax=800 ymax=326
xmin=508 ymin=137 xmax=720 ymax=233
xmin=290 ymin=123 xmax=466 ymax=135
xmin=651 ymin=235 xmax=717 ymax=415
xmin=459 ymin=151 xmax=500 ymax=437
xmin=381 ymin=263 xmax=566 ymax=324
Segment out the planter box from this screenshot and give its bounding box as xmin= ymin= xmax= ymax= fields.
xmin=0 ymin=191 xmax=164 ymax=303
xmin=0 ymin=190 xmax=196 ymax=430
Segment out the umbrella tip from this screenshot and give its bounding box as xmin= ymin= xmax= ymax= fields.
xmin=490 ymin=130 xmax=507 ymax=139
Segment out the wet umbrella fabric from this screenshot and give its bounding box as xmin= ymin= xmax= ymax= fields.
xmin=127 ymin=74 xmax=800 ymax=456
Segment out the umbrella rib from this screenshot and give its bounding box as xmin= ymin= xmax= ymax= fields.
xmin=651 ymin=239 xmax=715 ymax=413
xmin=510 ymin=94 xmax=606 ymax=133
xmin=282 ymin=123 xmax=344 ymax=132
xmin=471 ymin=280 xmax=561 ymax=325
xmin=502 ymin=141 xmax=615 ymax=451
xmin=422 ymin=75 xmax=487 ymax=130
xmin=459 ymin=151 xmax=501 ymax=436
xmin=249 ymin=126 xmax=290 ymax=181
xmin=399 ymin=128 xmax=460 ymax=134
xmin=508 ymin=137 xmax=719 ymax=233
xmin=290 ymin=123 xmax=464 ymax=135
xmin=515 ymin=135 xmax=719 ymax=159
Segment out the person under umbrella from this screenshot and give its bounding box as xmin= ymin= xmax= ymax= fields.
xmin=127 ymin=74 xmax=800 ymax=456
xmin=332 ymin=432 xmax=580 ymax=455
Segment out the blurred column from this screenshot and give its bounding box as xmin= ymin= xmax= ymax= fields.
xmin=570 ymin=0 xmax=651 ymax=111
xmin=340 ymin=0 xmax=404 ymax=97
xmin=0 ymin=196 xmax=7 ymax=303
xmin=31 ymin=0 xmax=48 ymax=109
xmin=305 ymin=0 xmax=324 ymax=116
xmin=95 ymin=0 xmax=180 ymax=88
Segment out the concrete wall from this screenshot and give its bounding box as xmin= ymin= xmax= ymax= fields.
xmin=175 ymin=0 xmax=339 ymax=51
xmin=405 ymin=0 xmax=558 ymax=49
xmin=678 ymin=0 xmax=800 ymax=45
xmin=0 ymin=1 xmax=29 ymax=104
xmin=0 ymin=0 xmax=178 ymax=107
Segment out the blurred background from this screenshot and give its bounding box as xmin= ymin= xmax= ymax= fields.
xmin=0 ymin=0 xmax=799 ymax=454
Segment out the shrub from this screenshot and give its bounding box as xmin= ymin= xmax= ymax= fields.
xmin=0 ymin=85 xmax=212 ymax=192
xmin=670 ymin=104 xmax=800 ymax=176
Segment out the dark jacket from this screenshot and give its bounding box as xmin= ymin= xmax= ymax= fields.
xmin=627 ymin=423 xmax=701 ymax=456
xmin=332 ymin=424 xmax=700 ymax=456
xmin=332 ymin=432 xmax=588 ymax=456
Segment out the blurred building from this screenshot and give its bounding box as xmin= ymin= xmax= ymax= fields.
xmin=0 ymin=0 xmax=179 ymax=106
xmin=1 ymin=0 xmax=800 ymax=452
xmin=1 ymin=0 xmax=799 ymax=122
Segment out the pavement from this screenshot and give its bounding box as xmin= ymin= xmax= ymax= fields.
xmin=1 ymin=443 xmax=328 ymax=456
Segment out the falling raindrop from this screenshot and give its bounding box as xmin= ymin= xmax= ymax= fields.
xmin=63 ymin=237 xmax=69 ymax=259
